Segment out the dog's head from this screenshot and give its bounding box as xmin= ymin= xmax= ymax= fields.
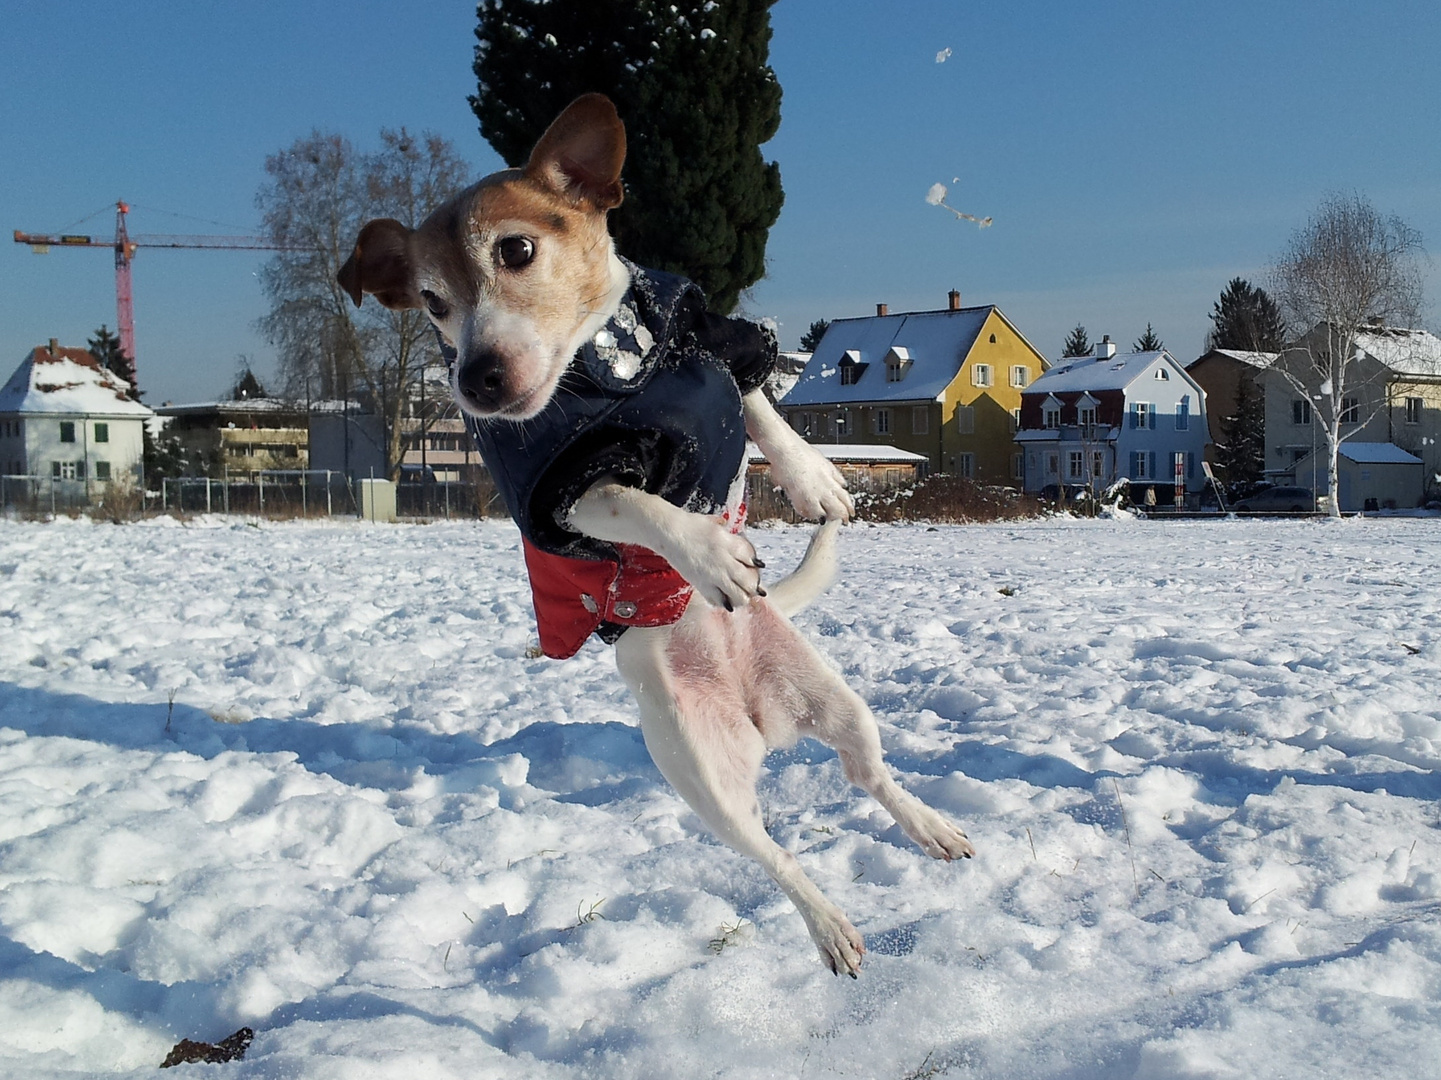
xmin=337 ymin=94 xmax=629 ymax=420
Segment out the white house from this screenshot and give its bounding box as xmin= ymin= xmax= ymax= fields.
xmin=1016 ymin=339 xmax=1211 ymax=503
xmin=0 ymin=340 xmax=153 ymax=497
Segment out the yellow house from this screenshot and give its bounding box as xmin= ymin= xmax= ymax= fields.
xmin=779 ymin=293 xmax=1049 ymax=482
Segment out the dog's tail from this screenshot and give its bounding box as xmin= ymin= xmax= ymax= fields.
xmin=765 ymin=518 xmax=842 ymax=617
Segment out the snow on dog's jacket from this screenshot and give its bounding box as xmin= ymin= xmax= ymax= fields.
xmin=457 ymin=261 xmax=776 ymax=659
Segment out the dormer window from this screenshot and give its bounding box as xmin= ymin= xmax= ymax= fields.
xmin=1042 ymin=395 xmax=1062 ymax=429
xmin=884 ymin=346 xmax=912 ymax=383
xmin=837 ymin=349 xmax=867 ymax=386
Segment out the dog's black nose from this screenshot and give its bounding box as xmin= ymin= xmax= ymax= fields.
xmin=456 ymin=352 xmax=505 ymax=412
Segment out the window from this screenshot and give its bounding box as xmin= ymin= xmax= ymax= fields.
xmin=1078 ymin=405 xmax=1097 ymax=434
xmin=1154 ymin=368 xmax=1170 ymax=381
xmin=1092 ymin=450 xmax=1104 ymax=479
xmin=95 ymin=461 xmax=111 ymax=481
xmin=1046 ymin=453 xmax=1059 ymax=476
xmin=955 ymin=405 xmax=974 ymax=435
xmin=1068 ymin=451 xmax=1084 ymax=479
xmin=59 ymin=421 xmax=75 ymax=443
xmin=54 ymin=460 xmax=82 ymax=480
xmin=1013 ymin=452 xmax=1025 ymax=479
xmin=957 ymin=452 xmax=975 ymax=479
xmin=1010 ymin=407 xmax=1021 ymax=433
xmin=876 ymin=408 xmax=891 ymax=434
xmin=972 ymin=363 xmax=993 ymax=388
xmin=1292 ymin=399 xmax=1311 ymax=425
xmin=94 ymin=422 xmax=109 ymax=443
xmin=912 ymin=407 xmax=929 ymax=435
xmin=1043 ymin=405 xmax=1060 ymax=429
xmin=839 ymin=362 xmax=861 ymax=386
xmin=1406 ymin=397 xmax=1423 ymax=424
xmin=834 ymin=411 xmax=849 ymax=436
xmin=793 ymin=412 xmax=809 ymax=436
xmin=1130 ymin=451 xmax=1153 ymax=480
xmin=1176 ymin=397 xmax=1190 ymax=431
xmin=1130 ymin=402 xmax=1154 ymax=429
xmin=886 ymin=362 xmax=906 ymax=383
xmin=1009 ymin=365 xmax=1029 ymax=388
xmin=1340 ymin=397 xmax=1360 ymax=424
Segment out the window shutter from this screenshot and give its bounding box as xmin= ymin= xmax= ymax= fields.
xmin=1129 ymin=452 xmax=1137 ymax=476
xmin=1148 ymin=408 xmax=1156 ymax=430
xmin=1149 ymin=451 xmax=1156 ymax=477
xmin=1129 ymin=406 xmax=1137 ymax=430
xmin=1187 ymin=452 xmax=1195 ymax=479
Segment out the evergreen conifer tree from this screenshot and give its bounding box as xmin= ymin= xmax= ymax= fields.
xmin=1133 ymin=323 xmax=1164 ymax=352
xmin=1208 ymin=278 xmax=1286 ymax=352
xmin=799 ymin=319 xmax=829 ymax=352
xmin=1061 ymin=324 xmax=1090 ymax=357
xmin=1214 ymin=372 xmax=1266 ymax=497
xmin=87 ymin=325 xmax=140 ymax=400
xmin=471 ymin=0 xmax=784 ymax=314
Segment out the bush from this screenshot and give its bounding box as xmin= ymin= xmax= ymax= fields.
xmin=853 ymin=474 xmax=1041 ymax=524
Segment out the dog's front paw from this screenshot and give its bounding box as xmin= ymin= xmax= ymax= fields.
xmin=663 ymin=514 xmax=764 ymax=611
xmin=769 ymin=446 xmax=854 ymax=523
xmin=907 ymin=806 xmax=976 ymax=862
xmin=805 ymin=908 xmax=865 ymax=977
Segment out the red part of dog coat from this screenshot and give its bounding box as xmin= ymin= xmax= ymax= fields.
xmin=522 ymin=539 xmax=693 ymax=659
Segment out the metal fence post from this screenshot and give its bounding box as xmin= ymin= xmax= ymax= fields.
xmin=258 ymin=471 xmax=265 ymax=515
xmin=326 ymin=470 xmax=333 ymax=517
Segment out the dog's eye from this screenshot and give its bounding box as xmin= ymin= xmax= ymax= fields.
xmin=420 ymin=290 xmax=449 ymax=319
xmin=497 ymin=236 xmax=535 ymax=270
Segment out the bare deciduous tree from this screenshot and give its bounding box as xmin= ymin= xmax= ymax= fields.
xmin=257 ymin=129 xmax=471 ymax=479
xmin=1268 ymin=192 xmax=1425 ymax=516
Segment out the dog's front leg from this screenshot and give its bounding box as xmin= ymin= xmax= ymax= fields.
xmin=743 ymin=391 xmax=854 ymax=523
xmin=567 ymin=479 xmax=764 ymax=611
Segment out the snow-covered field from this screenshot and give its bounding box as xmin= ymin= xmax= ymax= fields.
xmin=2 ymin=512 xmax=1439 ymax=1079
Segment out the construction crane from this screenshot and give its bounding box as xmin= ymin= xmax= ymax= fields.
xmin=13 ymin=200 xmax=293 ymax=391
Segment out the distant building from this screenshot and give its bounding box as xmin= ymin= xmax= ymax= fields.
xmin=779 ymin=292 xmax=1049 ymax=481
xmin=1186 ymin=348 xmax=1275 ymax=468
xmin=0 ymin=340 xmax=152 ymax=496
xmin=153 ymin=398 xmax=309 ymax=477
xmin=1263 ymin=324 xmax=1441 ymax=498
xmin=1288 ymin=441 xmax=1424 ymax=512
xmin=1017 ymin=339 xmax=1211 ymax=502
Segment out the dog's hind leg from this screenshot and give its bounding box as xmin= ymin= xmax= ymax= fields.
xmin=748 ymin=605 xmax=977 ymax=863
xmin=614 ymin=620 xmax=867 ymax=976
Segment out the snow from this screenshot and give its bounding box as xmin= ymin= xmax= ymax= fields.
xmin=3 ymin=514 xmax=1441 ymax=1077
xmin=1337 ymin=442 xmax=1423 ymax=465
xmin=1028 ymin=350 xmax=1176 ymax=394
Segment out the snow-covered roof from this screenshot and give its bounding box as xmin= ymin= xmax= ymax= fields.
xmin=0 ymin=344 xmax=152 ymax=417
xmin=1202 ymin=348 xmax=1278 ymax=369
xmin=746 ymin=441 xmax=927 ymax=464
xmin=1338 ymin=442 xmax=1423 ymax=465
xmin=780 ymin=307 xmax=996 ymax=406
xmin=154 ymin=398 xmax=305 ymax=417
xmin=1354 ymin=327 xmax=1441 ymax=377
xmin=1025 ymin=350 xmax=1176 ymax=394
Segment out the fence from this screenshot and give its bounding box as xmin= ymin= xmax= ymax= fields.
xmin=6 ymin=467 xmax=1028 ymax=524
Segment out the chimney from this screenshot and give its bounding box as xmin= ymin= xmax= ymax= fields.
xmin=1094 ymin=334 xmax=1116 ymax=359
xmin=876 ymin=303 xmax=888 ymax=317
xmin=948 ymin=289 xmax=961 ymax=311
xmin=48 ymin=338 xmax=58 ymax=356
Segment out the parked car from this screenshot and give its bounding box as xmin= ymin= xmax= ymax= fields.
xmin=1233 ymin=486 xmax=1314 ymax=513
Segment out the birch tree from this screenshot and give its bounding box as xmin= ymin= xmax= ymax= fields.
xmin=1268 ymin=193 xmax=1424 ymax=517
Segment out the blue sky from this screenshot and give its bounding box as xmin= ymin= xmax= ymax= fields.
xmin=2 ymin=0 xmax=1437 ymax=403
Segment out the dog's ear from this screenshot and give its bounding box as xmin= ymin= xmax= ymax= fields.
xmin=524 ymin=93 xmax=626 ymax=211
xmin=337 ymin=218 xmax=420 ymax=309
